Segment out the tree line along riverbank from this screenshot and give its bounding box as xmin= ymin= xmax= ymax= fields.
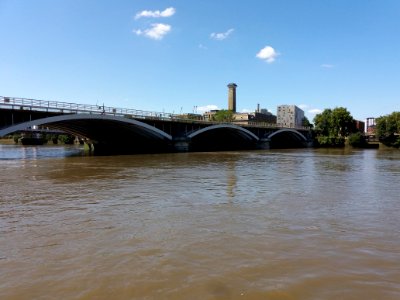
xmin=311 ymin=108 xmax=399 ymax=149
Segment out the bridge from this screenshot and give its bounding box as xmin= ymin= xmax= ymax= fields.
xmin=0 ymin=96 xmax=312 ymax=154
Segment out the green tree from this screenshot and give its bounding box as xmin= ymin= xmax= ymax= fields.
xmin=13 ymin=134 xmax=21 ymax=144
xmin=331 ymin=107 xmax=355 ymax=137
xmin=313 ymin=108 xmax=333 ymax=136
xmin=313 ymin=107 xmax=355 ymax=147
xmin=212 ymin=110 xmax=235 ymax=122
xmin=314 ymin=107 xmax=355 ymax=137
xmin=301 ymin=116 xmax=313 ymax=129
xmin=375 ymin=112 xmax=400 ymax=147
xmin=58 ymin=134 xmax=75 ymax=144
xmin=348 ymin=132 xmax=367 ymax=147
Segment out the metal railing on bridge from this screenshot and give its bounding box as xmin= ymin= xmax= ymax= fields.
xmin=0 ymin=96 xmax=177 ymax=120
xmin=0 ymin=96 xmax=308 ymax=130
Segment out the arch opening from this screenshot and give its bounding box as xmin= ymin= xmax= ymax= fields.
xmin=188 ymin=125 xmax=259 ymax=152
xmin=0 ymin=114 xmax=173 ymax=154
xmin=268 ymin=129 xmax=308 ymax=149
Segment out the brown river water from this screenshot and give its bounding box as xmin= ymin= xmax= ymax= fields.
xmin=0 ymin=144 xmax=399 ymax=300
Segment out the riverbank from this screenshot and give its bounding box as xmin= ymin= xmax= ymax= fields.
xmin=0 ymin=138 xmax=15 ymax=145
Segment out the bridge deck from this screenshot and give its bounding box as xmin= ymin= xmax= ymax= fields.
xmin=0 ymin=96 xmax=299 ymax=130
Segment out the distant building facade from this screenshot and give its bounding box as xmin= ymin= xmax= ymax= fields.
xmin=178 ymin=113 xmax=203 ymax=120
xmin=255 ymin=105 xmax=277 ymax=124
xmin=203 ymin=110 xmax=219 ymax=121
xmin=354 ymin=120 xmax=365 ymax=133
xmin=234 ymin=107 xmax=277 ymax=125
xmin=277 ymin=105 xmax=304 ymax=128
xmin=366 ymin=117 xmax=376 ymax=134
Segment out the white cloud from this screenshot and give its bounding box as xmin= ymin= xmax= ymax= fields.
xmin=241 ymin=108 xmax=253 ymax=113
xmin=298 ymin=104 xmax=308 ymax=110
xmin=135 ymin=7 xmax=176 ymax=19
xmin=308 ymin=108 xmax=323 ymax=115
xmin=134 ymin=23 xmax=171 ymax=40
xmin=256 ymin=46 xmax=279 ymax=63
xmin=321 ymin=64 xmax=334 ymax=69
xmin=296 ymin=104 xmax=322 ymax=116
xmin=196 ymin=105 xmax=219 ymax=112
xmin=210 ymin=28 xmax=234 ymax=41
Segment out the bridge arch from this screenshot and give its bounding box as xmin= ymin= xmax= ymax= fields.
xmin=0 ymin=114 xmax=173 ymax=154
xmin=187 ymin=124 xmax=259 ymax=151
xmin=188 ymin=124 xmax=259 ymax=140
xmin=266 ymin=128 xmax=309 ymax=148
xmin=0 ymin=114 xmax=173 ymax=140
xmin=267 ymin=128 xmax=308 ymax=141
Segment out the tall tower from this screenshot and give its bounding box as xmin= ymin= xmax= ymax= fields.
xmin=227 ymin=83 xmax=237 ymax=112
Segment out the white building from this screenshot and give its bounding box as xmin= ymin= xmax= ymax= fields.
xmin=277 ymin=105 xmax=304 ymax=128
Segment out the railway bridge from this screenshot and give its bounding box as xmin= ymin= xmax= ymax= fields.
xmin=0 ymin=96 xmax=312 ymax=154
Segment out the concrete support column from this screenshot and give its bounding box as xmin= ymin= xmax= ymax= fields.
xmin=257 ymin=138 xmax=270 ymax=150
xmin=304 ymin=140 xmax=314 ymax=148
xmin=173 ymin=137 xmax=191 ymax=152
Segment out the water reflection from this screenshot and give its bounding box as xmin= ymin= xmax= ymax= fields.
xmin=226 ymin=160 xmax=237 ymax=199
xmin=0 ymin=144 xmax=84 ymax=160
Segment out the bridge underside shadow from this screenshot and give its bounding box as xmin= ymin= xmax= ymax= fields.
xmin=52 ymin=119 xmax=173 ymax=155
xmin=269 ymin=131 xmax=308 ymax=148
xmin=189 ymin=128 xmax=258 ymax=152
xmin=0 ymin=114 xmax=173 ymax=155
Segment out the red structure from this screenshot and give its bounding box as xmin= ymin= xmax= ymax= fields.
xmin=354 ymin=120 xmax=365 ymax=133
xmin=366 ymin=118 xmax=376 ymax=134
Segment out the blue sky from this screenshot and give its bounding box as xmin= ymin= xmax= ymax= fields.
xmin=1 ymin=0 xmax=399 ymax=121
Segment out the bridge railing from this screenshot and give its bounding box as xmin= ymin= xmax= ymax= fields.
xmin=1 ymin=96 xmax=309 ymax=131
xmin=0 ymin=96 xmax=178 ymax=120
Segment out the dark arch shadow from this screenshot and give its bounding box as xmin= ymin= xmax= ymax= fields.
xmin=188 ymin=124 xmax=259 ymax=152
xmin=267 ymin=129 xmax=308 ymax=148
xmin=0 ymin=114 xmax=173 ymax=154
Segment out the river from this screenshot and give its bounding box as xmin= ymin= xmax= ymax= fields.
xmin=0 ymin=144 xmax=399 ymax=299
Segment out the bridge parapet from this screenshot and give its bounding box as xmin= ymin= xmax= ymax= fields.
xmin=0 ymin=96 xmax=177 ymax=120
xmin=1 ymin=96 xmax=311 ymax=130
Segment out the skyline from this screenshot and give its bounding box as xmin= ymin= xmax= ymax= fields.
xmin=1 ymin=0 xmax=399 ymax=122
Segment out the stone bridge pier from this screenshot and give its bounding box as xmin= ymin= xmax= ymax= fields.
xmin=173 ymin=136 xmax=191 ymax=152
xmin=256 ymin=138 xmax=271 ymax=150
